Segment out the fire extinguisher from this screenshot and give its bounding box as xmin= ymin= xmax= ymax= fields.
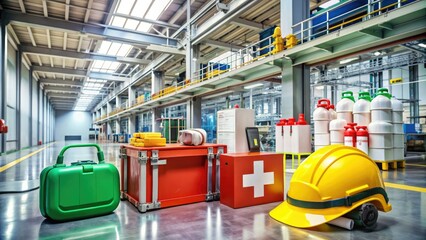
xmin=356 ymin=126 xmax=369 ymax=155
xmin=344 ymin=124 xmax=357 ymax=147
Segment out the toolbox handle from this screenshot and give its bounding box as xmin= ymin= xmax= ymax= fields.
xmin=56 ymin=144 xmax=105 ymax=165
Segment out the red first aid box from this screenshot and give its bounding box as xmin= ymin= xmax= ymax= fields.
xmin=120 ymin=144 xmax=227 ymax=212
xmin=220 ymin=152 xmax=284 ymax=208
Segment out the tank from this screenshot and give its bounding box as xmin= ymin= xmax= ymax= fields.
xmin=329 ymin=118 xmax=347 ymax=144
xmin=391 ymin=97 xmax=403 ymax=123
xmin=313 ymin=99 xmax=331 ymax=133
xmin=368 ymin=121 xmax=394 ymax=161
xmin=371 ymin=88 xmax=392 ymax=123
xmin=353 ymin=92 xmax=371 ymax=126
xmin=336 ymin=91 xmax=355 ymax=124
xmin=328 ymin=104 xmax=337 ymax=120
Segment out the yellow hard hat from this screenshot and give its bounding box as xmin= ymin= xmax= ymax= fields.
xmin=270 ymin=145 xmax=392 ymax=228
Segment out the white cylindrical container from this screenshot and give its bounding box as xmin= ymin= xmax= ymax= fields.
xmin=353 ymin=92 xmax=372 ymax=126
xmin=368 ymin=121 xmax=393 ymax=149
xmin=393 ymin=133 xmax=405 ymax=148
xmin=314 ymin=133 xmax=330 ymax=146
xmin=393 ymin=123 xmax=403 ymax=134
xmin=314 ymin=145 xmax=328 ymax=151
xmin=329 ymin=104 xmax=337 ymax=120
xmin=329 ymin=119 xmax=347 ymax=144
xmin=313 ymin=100 xmax=330 ymax=133
xmin=391 ymin=97 xmax=404 ymax=123
xmin=371 ymin=88 xmax=392 ymax=123
xmin=356 ymin=126 xmax=369 ymax=155
xmin=393 ymin=148 xmax=404 ymax=160
xmin=336 ymin=91 xmax=355 ymax=123
xmin=369 ymin=148 xmax=394 ymax=160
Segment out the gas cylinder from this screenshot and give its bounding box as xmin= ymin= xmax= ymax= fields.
xmin=313 ymin=98 xmax=331 ymax=133
xmin=328 ymin=104 xmax=337 ymax=120
xmin=336 ymin=91 xmax=355 ymax=123
xmin=356 ymin=126 xmax=369 ymax=155
xmin=371 ymin=88 xmax=392 ymax=122
xmin=353 ymin=92 xmax=372 ymax=126
xmin=292 ymin=114 xmax=311 ymax=153
xmin=344 ymin=124 xmax=357 ymax=147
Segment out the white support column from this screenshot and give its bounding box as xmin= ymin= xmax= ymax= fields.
xmin=152 ymin=108 xmax=162 ymax=132
xmin=280 ymin=0 xmax=310 ymax=122
xmin=186 ymin=0 xmax=192 ymax=81
xmin=128 ymin=86 xmax=135 ymax=108
xmin=128 ymin=114 xmax=136 ymax=134
xmin=115 ymin=119 xmax=120 ymax=134
xmin=281 ymin=58 xmax=310 ymax=121
xmin=116 ymin=96 xmax=122 ymax=109
xmin=186 ymin=96 xmax=201 ymax=128
xmin=151 ymin=71 xmax=164 ymax=94
xmin=107 ymin=102 xmax=112 ymax=116
xmin=280 ymin=0 xmax=309 ymax=36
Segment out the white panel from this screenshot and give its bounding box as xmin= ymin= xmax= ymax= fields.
xmin=20 ymin=65 xmax=30 ymax=148
xmin=32 ymin=79 xmax=38 ymax=145
xmin=55 ymin=110 xmax=92 ymax=141
xmin=418 ymin=64 xmax=426 ymax=105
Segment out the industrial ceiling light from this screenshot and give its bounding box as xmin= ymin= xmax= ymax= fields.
xmin=374 ymin=51 xmax=381 ymax=56
xmin=339 ymin=57 xmax=358 ymax=64
xmin=418 ymin=43 xmax=426 ymax=48
xmin=244 ymin=83 xmax=263 ymax=89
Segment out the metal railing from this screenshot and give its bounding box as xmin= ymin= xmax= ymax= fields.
xmin=293 ymin=0 xmax=418 ymax=44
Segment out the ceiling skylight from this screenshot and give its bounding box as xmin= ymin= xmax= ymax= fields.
xmin=112 ymin=0 xmax=172 ymax=33
xmin=319 ymin=0 xmax=340 ymax=9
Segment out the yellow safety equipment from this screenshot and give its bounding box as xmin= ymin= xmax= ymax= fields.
xmin=270 ymin=145 xmax=391 ymax=228
xmin=272 ymin=27 xmax=284 ymax=54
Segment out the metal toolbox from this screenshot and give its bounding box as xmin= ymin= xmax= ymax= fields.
xmin=120 ymin=143 xmax=226 ymax=212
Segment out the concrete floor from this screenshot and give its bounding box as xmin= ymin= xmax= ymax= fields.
xmin=0 ymin=141 xmax=425 ymax=239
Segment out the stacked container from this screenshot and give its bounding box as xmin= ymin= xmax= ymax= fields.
xmin=353 ymin=92 xmax=372 ymax=126
xmin=368 ymin=88 xmax=393 ymax=160
xmin=328 ymin=104 xmax=337 ymax=120
xmin=291 ymin=114 xmax=311 ymax=153
xmin=391 ymin=97 xmax=404 ymax=160
xmin=313 ymin=99 xmax=331 ymax=151
xmin=275 ymin=119 xmax=287 ymax=152
xmin=344 ymin=123 xmax=357 ymax=147
xmin=371 ymin=88 xmax=392 ymax=123
xmin=329 ymin=118 xmax=347 ymax=145
xmin=336 ymin=91 xmax=355 ymax=124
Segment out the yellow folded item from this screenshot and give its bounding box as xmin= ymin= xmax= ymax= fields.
xmin=129 ymin=138 xmax=136 ymax=143
xmin=140 ymin=132 xmax=162 ymax=139
xmin=133 ymin=133 xmax=140 ymax=138
xmin=135 ymin=138 xmax=144 ymax=143
xmin=133 ymin=142 xmax=145 ymax=147
xmin=143 ymin=138 xmax=166 ymax=147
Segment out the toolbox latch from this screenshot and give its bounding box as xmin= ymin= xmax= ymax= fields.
xmin=119 ymin=148 xmax=127 ymax=159
xmin=138 ymin=151 xmax=148 ymax=164
xmin=150 ymin=150 xmax=167 ymax=166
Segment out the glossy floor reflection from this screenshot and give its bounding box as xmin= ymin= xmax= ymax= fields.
xmin=0 ymin=141 xmax=425 ymax=239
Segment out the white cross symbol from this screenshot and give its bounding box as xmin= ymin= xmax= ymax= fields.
xmin=242 ymin=161 xmax=274 ymax=198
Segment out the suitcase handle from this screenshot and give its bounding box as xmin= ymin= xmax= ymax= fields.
xmin=56 ymin=144 xmax=105 ymax=165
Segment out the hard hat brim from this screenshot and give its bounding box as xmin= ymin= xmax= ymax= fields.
xmin=269 ymin=195 xmax=391 ymax=228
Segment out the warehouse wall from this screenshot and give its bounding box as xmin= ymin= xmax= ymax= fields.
xmin=6 ymin=42 xmax=17 ymax=151
xmin=55 ymin=111 xmax=92 ymax=141
xmin=1 ymin=39 xmax=55 ymax=154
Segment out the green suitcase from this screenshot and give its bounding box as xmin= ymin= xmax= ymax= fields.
xmin=40 ymin=144 xmax=120 ymax=221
